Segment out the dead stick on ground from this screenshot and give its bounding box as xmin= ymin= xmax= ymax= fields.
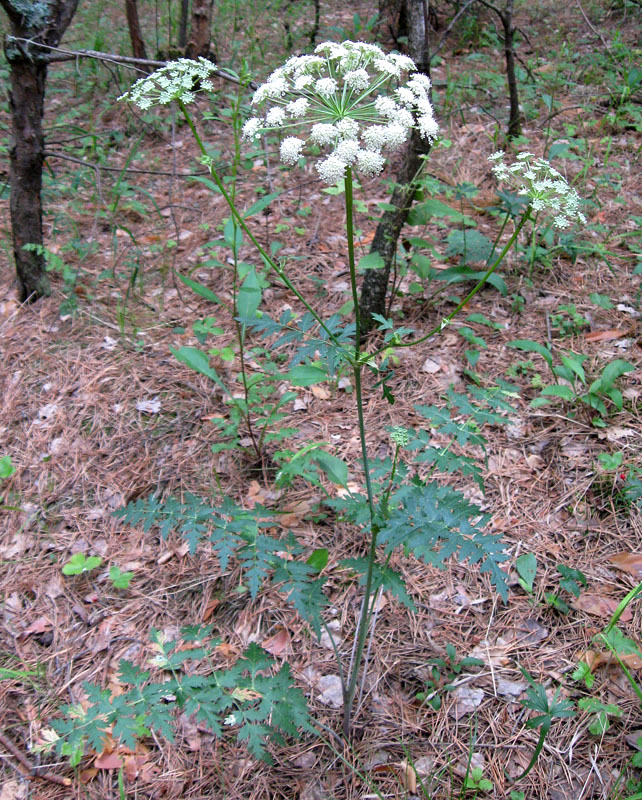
xmin=0 ymin=731 xmax=72 ymax=788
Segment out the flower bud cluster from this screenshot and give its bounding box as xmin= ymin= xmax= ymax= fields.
xmin=489 ymin=151 xmax=586 ymax=229
xmin=243 ymin=41 xmax=439 ymax=183
xmin=119 ymin=58 xmax=218 ymax=109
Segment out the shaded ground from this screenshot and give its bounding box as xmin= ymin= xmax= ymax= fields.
xmin=1 ymin=1 xmax=641 ymax=798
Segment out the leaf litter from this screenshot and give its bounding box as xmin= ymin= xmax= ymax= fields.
xmin=0 ymin=3 xmax=640 ymax=799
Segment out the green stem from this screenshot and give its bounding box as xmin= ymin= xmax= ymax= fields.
xmin=345 ymin=166 xmax=361 ymax=349
xmin=177 ymin=99 xmax=342 ymax=350
xmin=341 ymin=167 xmax=379 ymax=739
xmin=370 ymin=208 xmax=532 ymax=359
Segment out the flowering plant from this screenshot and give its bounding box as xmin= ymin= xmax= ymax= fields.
xmin=112 ymin=47 xmax=574 ymax=753
xmin=242 ymin=41 xmax=439 ymax=183
xmin=489 ymin=151 xmax=586 ymax=229
xmin=119 ymin=57 xmax=219 ymax=109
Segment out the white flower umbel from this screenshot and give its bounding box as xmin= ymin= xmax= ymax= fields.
xmin=119 ymin=58 xmax=218 ymax=109
xmin=243 ymin=40 xmax=439 ymax=184
xmin=489 ymin=151 xmax=587 ymax=229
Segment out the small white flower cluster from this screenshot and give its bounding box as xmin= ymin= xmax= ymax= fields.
xmin=489 ymin=151 xmax=587 ymax=229
xmin=119 ymin=58 xmax=218 ymax=109
xmin=243 ymin=41 xmax=438 ymax=184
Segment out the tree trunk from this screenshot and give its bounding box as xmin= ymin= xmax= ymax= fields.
xmin=502 ymin=0 xmax=522 ymax=138
xmin=479 ymin=0 xmax=522 ymax=139
xmin=6 ymin=58 xmax=48 ymax=301
xmin=185 ymin=0 xmax=213 ymax=59
xmin=178 ymin=0 xmax=190 ymax=49
xmin=125 ymin=0 xmax=148 ymax=63
xmin=359 ymin=0 xmax=433 ymax=336
xmin=0 ymin=0 xmax=80 ymax=302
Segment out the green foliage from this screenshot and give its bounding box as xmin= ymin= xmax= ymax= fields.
xmin=515 ymin=554 xmax=586 ymax=612
xmin=22 ymin=243 xmax=79 ymax=315
xmin=415 ymin=643 xmax=484 ymax=711
xmin=0 ymin=455 xmax=15 ymax=480
xmin=62 ymin=553 xmax=103 ymax=576
xmin=115 ymin=495 xmax=328 ymax=634
xmin=463 ymin=766 xmax=494 ymax=793
xmin=514 ymin=668 xmax=576 ymax=780
xmin=516 ymin=553 xmax=537 ymax=593
xmin=508 ymin=339 xmax=635 ymax=424
xmin=109 ymin=565 xmax=134 ymax=589
xmin=550 ymin=303 xmax=590 ymax=337
xmin=578 ymin=697 xmax=623 ymax=735
xmin=408 ymin=383 xmax=518 ymax=490
xmin=49 ymin=628 xmax=310 ymax=765
xmin=378 ymin=482 xmax=509 ymax=601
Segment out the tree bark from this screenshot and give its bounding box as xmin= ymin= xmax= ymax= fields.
xmin=502 ymin=0 xmax=522 ymax=138
xmin=359 ymin=0 xmax=433 ymax=336
xmin=178 ymin=0 xmax=190 ymax=50
xmin=1 ymin=0 xmax=80 ymax=302
xmin=479 ymin=0 xmax=522 ymax=138
xmin=185 ymin=0 xmax=213 ymax=59
xmin=6 ymin=58 xmax=49 ymax=300
xmin=125 ymin=0 xmax=148 ymax=63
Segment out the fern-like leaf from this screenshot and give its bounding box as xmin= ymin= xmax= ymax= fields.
xmin=379 ymin=483 xmax=508 ymax=601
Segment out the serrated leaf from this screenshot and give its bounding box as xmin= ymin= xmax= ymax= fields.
xmin=434 ymin=266 xmax=507 ymax=295
xmin=171 ymin=345 xmax=219 ymax=381
xmin=446 ymin=229 xmax=494 ymax=264
xmin=379 ymin=483 xmax=509 ymax=601
xmin=342 ymin=557 xmax=416 ymax=610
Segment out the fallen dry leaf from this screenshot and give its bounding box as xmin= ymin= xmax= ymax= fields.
xmin=94 ymin=750 xmax=124 ymax=770
xmin=584 ymin=329 xmax=629 ymax=342
xmin=78 ymin=769 xmax=99 ymax=784
xmin=262 ymin=627 xmax=290 ymax=657
xmin=399 ymin=759 xmax=416 ymax=793
xmin=311 ymin=384 xmax=331 ymax=400
xmin=609 ymin=552 xmax=642 ymax=578
xmin=0 ymin=782 xmax=28 ymax=800
xmin=469 ymin=639 xmax=511 ymax=668
xmin=317 ymin=675 xmax=343 ymax=708
xmin=572 ymin=594 xmax=632 ymax=621
xmin=448 ymin=685 xmax=484 ymax=719
xmin=495 ymin=677 xmax=528 ymax=698
xmin=500 ymin=618 xmax=548 ymax=646
xmin=19 ymin=616 xmax=52 ymax=639
xmin=582 ymin=648 xmax=642 ymax=671
xmin=215 ymin=641 xmax=240 ymax=658
xmin=202 ymin=597 xmax=221 ymax=622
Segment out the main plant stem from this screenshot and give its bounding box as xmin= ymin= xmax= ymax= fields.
xmin=342 ymin=167 xmax=379 ymax=739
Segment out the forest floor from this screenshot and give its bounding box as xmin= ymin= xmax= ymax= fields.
xmin=1 ymin=1 xmax=642 ymax=799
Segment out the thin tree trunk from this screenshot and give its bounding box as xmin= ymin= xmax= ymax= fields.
xmin=125 ymin=0 xmax=148 ymax=63
xmin=502 ymin=0 xmax=522 ymax=138
xmin=479 ymin=0 xmax=522 ymax=139
xmin=0 ymin=0 xmax=80 ymax=302
xmin=359 ymin=0 xmax=433 ymax=336
xmin=7 ymin=58 xmax=48 ymax=300
xmin=178 ymin=0 xmax=190 ymax=49
xmin=185 ymin=0 xmax=213 ymax=58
